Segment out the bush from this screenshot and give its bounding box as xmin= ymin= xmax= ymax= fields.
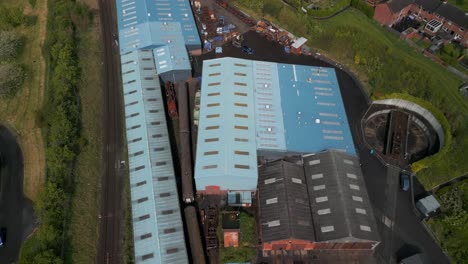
xmin=428 ymin=180 xmax=468 ymax=264
xmin=0 ymin=63 xmax=24 ymax=96
xmin=262 ymin=0 xmax=284 ymax=17
xmin=29 ymin=0 xmax=37 ymax=8
xmin=307 ymin=0 xmax=351 ymax=18
xmin=0 ymin=30 xmax=22 ymax=60
xmin=18 ymin=0 xmax=82 ymax=262
xmin=351 ymin=0 xmax=374 ymax=18
xmin=0 ymin=6 xmax=26 ymax=28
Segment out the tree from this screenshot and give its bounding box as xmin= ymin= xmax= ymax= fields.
xmin=0 ymin=31 xmax=21 ymax=60
xmin=263 ymin=0 xmax=283 ymax=17
xmin=0 ymin=63 xmax=24 ymax=96
xmin=31 ymin=250 xmax=63 ymax=264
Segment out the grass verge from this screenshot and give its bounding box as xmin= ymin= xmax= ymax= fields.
xmin=65 ymin=1 xmax=103 ymax=263
xmin=233 ymin=2 xmax=468 ymax=189
xmin=427 ymin=179 xmax=468 ymax=263
xmin=0 ymin=0 xmax=47 ymax=201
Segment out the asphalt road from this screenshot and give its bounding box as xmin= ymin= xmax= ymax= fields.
xmin=96 ymin=0 xmax=124 ymax=263
xmin=196 ymin=31 xmax=449 ymax=263
xmin=0 ymin=125 xmax=35 ymax=264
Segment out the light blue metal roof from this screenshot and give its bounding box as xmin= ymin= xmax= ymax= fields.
xmin=116 ymin=0 xmax=200 ymax=53
xmin=277 ymin=64 xmax=356 ymax=154
xmin=121 ymin=50 xmax=188 ymax=264
xmin=252 ymin=61 xmax=287 ymax=153
xmin=194 ymin=58 xmax=258 ymax=192
xmin=153 ymin=42 xmax=191 ymax=74
xmin=195 ymin=58 xmax=357 ymax=192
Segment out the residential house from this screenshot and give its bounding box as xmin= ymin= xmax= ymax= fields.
xmin=374 ymin=0 xmax=468 ymax=47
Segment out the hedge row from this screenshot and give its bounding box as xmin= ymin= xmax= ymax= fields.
xmin=19 ymin=0 xmax=81 ymax=263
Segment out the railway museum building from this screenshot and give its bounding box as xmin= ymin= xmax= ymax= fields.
xmin=194 ymin=57 xmax=356 ymax=194
xmin=194 ymin=57 xmax=380 ymax=252
xmin=116 ymin=0 xmax=202 ymax=263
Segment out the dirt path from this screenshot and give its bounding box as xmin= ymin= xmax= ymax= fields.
xmin=21 ymin=0 xmax=48 ymax=201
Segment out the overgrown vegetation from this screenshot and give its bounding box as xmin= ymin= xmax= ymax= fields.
xmin=350 ymin=0 xmax=374 ymax=18
xmin=233 ymin=2 xmax=468 ymax=189
xmin=219 ymin=210 xmax=257 ymax=263
xmin=0 ymin=13 xmax=27 ymax=96
xmin=0 ymin=6 xmax=36 ymax=28
xmin=64 ymin=1 xmax=104 ymax=263
xmin=123 ymin=169 xmax=135 ymax=264
xmin=18 ymin=0 xmax=82 ymax=262
xmin=428 ymin=180 xmax=468 ymax=263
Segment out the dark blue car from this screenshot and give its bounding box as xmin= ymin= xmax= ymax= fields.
xmin=0 ymin=228 xmax=6 ymax=247
xmin=242 ymin=46 xmax=253 ymax=55
xmin=400 ymin=173 xmax=410 ymax=191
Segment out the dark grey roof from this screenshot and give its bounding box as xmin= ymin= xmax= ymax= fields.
xmin=415 ymin=0 xmax=440 ymax=12
xmin=387 ymin=0 xmax=414 ymax=13
xmin=436 ymin=2 xmax=468 ymax=28
xmin=258 ymin=160 xmax=316 ymax=243
xmin=303 ymin=151 xmax=379 ymax=243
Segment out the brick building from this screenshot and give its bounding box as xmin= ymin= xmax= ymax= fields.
xmin=374 ymin=0 xmax=468 ymax=47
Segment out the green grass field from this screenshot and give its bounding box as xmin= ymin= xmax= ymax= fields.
xmin=0 ymin=0 xmax=47 ymax=201
xmin=65 ymin=2 xmax=104 ymax=263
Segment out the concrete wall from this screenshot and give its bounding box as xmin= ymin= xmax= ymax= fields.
xmin=373 ymin=99 xmax=445 ymax=150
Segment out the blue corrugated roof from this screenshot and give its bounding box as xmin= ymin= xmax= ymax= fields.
xmin=277 ymin=64 xmax=356 ymax=154
xmin=194 ymin=58 xmax=258 ymax=192
xmin=253 ymin=61 xmax=287 ymax=153
xmin=153 ymin=42 xmax=191 ymax=74
xmin=121 ymin=50 xmax=188 ymax=264
xmin=116 ymin=0 xmax=200 ymax=53
xmin=195 ymin=58 xmax=356 ymax=192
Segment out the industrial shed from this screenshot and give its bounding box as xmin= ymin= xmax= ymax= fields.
xmin=303 ymin=150 xmax=379 ymax=248
xmin=194 ymin=58 xmax=258 ymax=194
xmin=257 ymin=151 xmax=379 ymax=252
xmin=194 ymin=57 xmax=356 ymax=193
xmin=116 ymin=0 xmax=201 ymax=52
xmin=258 ymin=160 xmax=316 ymax=251
xmin=121 ymin=50 xmax=188 ymax=263
xmin=116 ymin=0 xmax=201 ymax=83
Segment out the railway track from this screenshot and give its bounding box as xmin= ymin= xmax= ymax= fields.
xmin=97 ymin=0 xmax=123 ymax=263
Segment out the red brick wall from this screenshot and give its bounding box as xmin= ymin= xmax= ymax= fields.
xmin=374 ymin=4 xmax=413 ymax=26
xmin=262 ymin=239 xmax=316 ymax=251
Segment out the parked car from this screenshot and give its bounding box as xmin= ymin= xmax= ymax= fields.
xmin=400 ymin=173 xmax=410 ymax=191
xmin=242 ymin=46 xmax=253 ymax=55
xmin=0 ymin=228 xmax=6 ymax=247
